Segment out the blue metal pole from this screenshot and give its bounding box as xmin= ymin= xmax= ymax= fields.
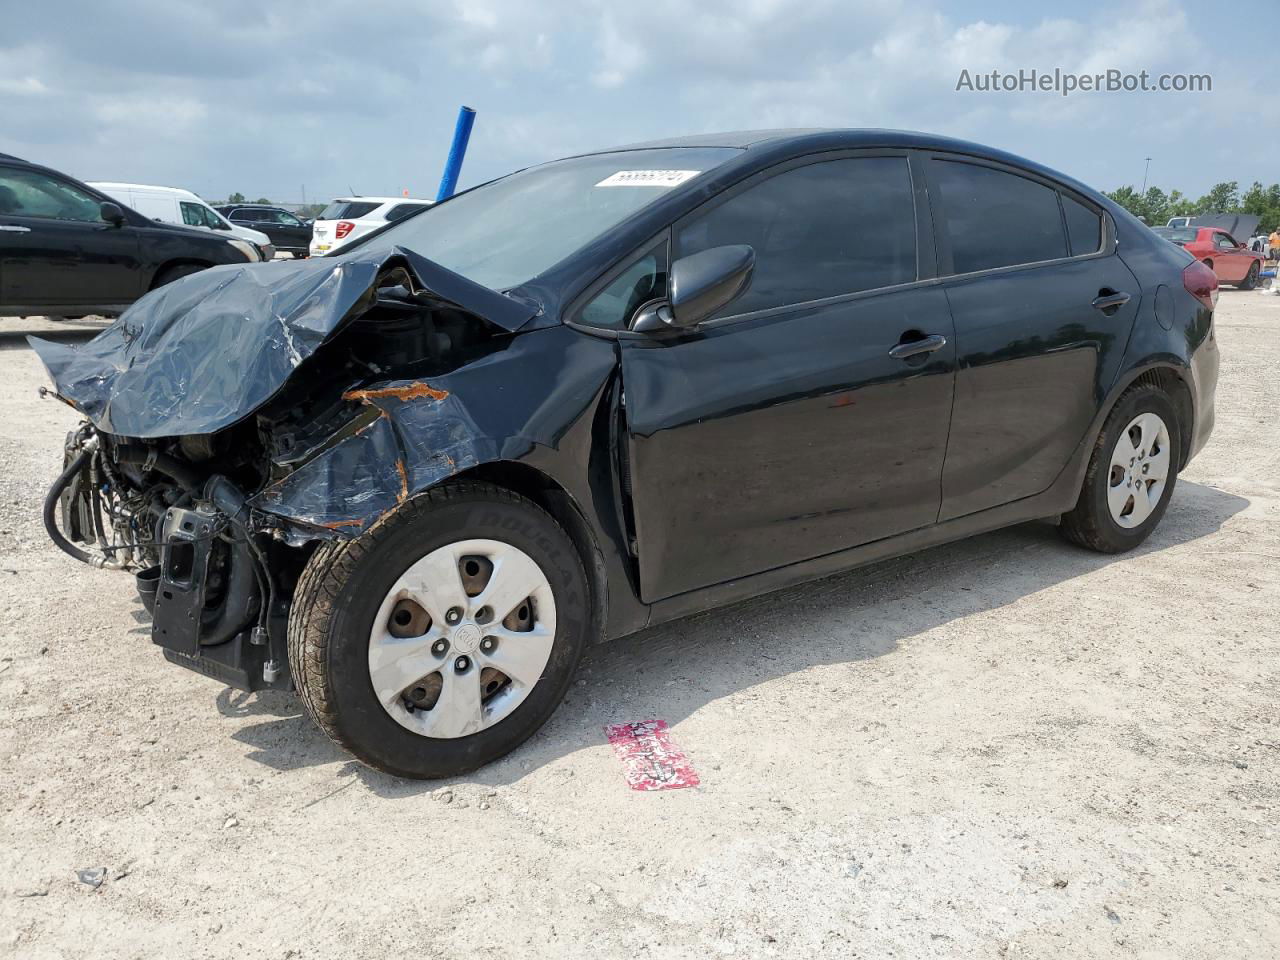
xmin=436 ymin=106 xmax=476 ymax=202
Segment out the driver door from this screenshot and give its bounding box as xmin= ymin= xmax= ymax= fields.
xmin=607 ymin=153 xmax=957 ymax=602
xmin=0 ymin=167 xmax=141 ymax=308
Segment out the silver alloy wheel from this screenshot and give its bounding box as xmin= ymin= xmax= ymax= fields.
xmin=1107 ymin=411 xmax=1171 ymax=529
xmin=367 ymin=538 xmax=556 ymax=739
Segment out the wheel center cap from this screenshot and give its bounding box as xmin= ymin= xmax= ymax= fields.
xmin=452 ymin=623 xmax=482 ymax=654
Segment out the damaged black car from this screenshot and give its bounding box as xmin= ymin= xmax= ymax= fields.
xmin=33 ymin=130 xmax=1219 ymax=778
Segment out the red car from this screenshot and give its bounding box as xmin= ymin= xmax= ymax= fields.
xmin=1153 ymin=226 xmax=1264 ymax=289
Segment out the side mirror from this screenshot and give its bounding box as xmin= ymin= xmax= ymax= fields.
xmin=633 ymin=244 xmax=755 ymax=333
xmin=99 ymin=201 xmax=126 ymax=226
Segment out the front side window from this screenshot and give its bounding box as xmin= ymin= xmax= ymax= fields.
xmin=273 ymin=210 xmax=303 ymax=226
xmin=932 ymin=160 xmax=1068 ymax=274
xmin=1213 ymin=232 xmax=1237 ymax=250
xmin=180 ymin=201 xmax=206 ymax=227
xmin=674 ymin=156 xmax=917 ymax=318
xmin=0 ymin=169 xmax=103 ymax=222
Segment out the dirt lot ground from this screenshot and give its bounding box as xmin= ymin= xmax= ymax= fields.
xmin=1 ymin=294 xmax=1277 ymax=959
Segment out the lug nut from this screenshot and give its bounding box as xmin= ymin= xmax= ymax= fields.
xmin=480 ymin=636 xmax=496 ymax=653
xmin=432 ymin=638 xmax=449 ymax=656
xmin=455 ymin=655 xmax=471 ymax=672
xmin=445 ymin=607 xmax=463 ymax=625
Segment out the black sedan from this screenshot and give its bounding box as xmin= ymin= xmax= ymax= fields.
xmin=34 ymin=130 xmax=1218 ymax=778
xmin=0 ymin=154 xmax=261 ymax=318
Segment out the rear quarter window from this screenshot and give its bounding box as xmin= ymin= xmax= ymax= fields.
xmin=932 ymin=160 xmax=1068 ymax=274
xmin=385 ymin=203 xmax=430 ymax=223
xmin=1061 ymin=194 xmax=1102 ymax=256
xmin=320 ymin=200 xmax=380 ymax=220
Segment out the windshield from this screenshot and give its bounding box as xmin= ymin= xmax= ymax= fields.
xmin=365 ymin=147 xmax=741 ymax=291
xmin=1152 ymin=227 xmax=1197 ymax=243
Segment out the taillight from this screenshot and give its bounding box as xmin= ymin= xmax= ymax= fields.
xmin=334 ymin=221 xmax=355 ymax=239
xmin=1183 ymin=259 xmax=1218 ymax=310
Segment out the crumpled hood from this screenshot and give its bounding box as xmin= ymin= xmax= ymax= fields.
xmin=28 ymin=246 xmax=540 ymax=439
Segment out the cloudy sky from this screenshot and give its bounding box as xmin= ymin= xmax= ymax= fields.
xmin=1 ymin=0 xmax=1272 ymax=204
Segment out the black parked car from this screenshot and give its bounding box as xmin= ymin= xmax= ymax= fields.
xmin=0 ymin=154 xmax=261 ymax=318
xmin=214 ymin=204 xmax=312 ymax=256
xmin=34 ymin=130 xmax=1219 ymax=778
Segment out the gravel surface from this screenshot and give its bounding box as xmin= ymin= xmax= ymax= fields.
xmin=1 ymin=298 xmax=1277 ymax=959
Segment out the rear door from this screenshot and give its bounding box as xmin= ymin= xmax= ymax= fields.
xmin=924 ymin=155 xmax=1140 ymax=520
xmin=614 ymin=152 xmax=957 ymax=602
xmin=0 ymin=166 xmax=141 ymax=308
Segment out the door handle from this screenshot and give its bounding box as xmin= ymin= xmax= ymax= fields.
xmin=0 ymin=224 xmax=31 ymax=233
xmin=1091 ymin=291 xmax=1131 ymax=312
xmin=888 ymin=334 xmax=947 ymax=360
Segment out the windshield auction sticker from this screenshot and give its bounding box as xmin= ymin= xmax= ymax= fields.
xmin=596 ymin=170 xmax=701 ymax=187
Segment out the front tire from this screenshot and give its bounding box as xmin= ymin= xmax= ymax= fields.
xmin=288 ymin=482 xmax=590 ymax=778
xmin=1060 ymin=384 xmax=1181 ymax=553
xmin=1239 ymin=261 xmax=1260 ymax=290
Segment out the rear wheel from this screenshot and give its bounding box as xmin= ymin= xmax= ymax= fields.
xmin=1239 ymin=261 xmax=1260 ymax=290
xmin=288 ymin=483 xmax=590 ymax=778
xmin=1060 ymin=384 xmax=1180 ymax=553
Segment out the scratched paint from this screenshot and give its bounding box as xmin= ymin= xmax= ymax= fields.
xmin=605 ymin=720 xmax=700 ymax=791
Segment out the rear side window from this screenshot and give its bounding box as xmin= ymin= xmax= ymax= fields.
xmin=320 ymin=200 xmax=379 ymax=220
xmin=1062 ymin=194 xmax=1102 ymax=256
xmin=676 ymin=156 xmax=917 ymax=317
xmin=932 ymin=160 xmax=1067 ymax=274
xmin=234 ymin=208 xmax=265 ymax=221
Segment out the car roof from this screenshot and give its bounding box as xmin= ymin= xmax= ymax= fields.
xmin=90 ymin=181 xmax=204 ymax=201
xmin=0 ymin=152 xmax=25 ymax=162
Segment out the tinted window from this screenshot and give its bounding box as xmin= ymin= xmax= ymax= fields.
xmin=676 ymin=157 xmax=917 ymax=317
xmin=385 ymin=203 xmax=430 ymax=223
xmin=1062 ymin=194 xmax=1102 ymax=256
xmin=237 ymin=209 xmax=267 ymax=221
xmin=932 ymin=160 xmax=1067 ymax=274
xmin=0 ymin=169 xmax=103 ymax=222
xmin=320 ymin=200 xmax=380 ymax=220
xmin=579 ymin=247 xmax=667 ymax=329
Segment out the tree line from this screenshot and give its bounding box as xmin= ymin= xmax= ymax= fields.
xmin=1104 ymin=181 xmax=1280 ymax=234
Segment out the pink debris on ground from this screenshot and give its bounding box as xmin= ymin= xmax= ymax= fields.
xmin=604 ymin=719 xmax=700 ymax=791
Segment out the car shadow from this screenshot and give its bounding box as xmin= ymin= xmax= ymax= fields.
xmin=0 ymin=317 xmax=109 ymax=351
xmin=224 ymin=479 xmax=1247 ymax=793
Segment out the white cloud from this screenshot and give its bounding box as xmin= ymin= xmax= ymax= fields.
xmin=0 ymin=0 xmax=1269 ymax=200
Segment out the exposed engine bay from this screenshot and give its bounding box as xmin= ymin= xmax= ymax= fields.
xmin=35 ymin=251 xmax=541 ymax=692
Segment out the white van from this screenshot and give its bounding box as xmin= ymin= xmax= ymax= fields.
xmin=88 ymin=182 xmax=275 ymax=260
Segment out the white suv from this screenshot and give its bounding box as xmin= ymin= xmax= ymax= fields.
xmin=310 ymin=197 xmax=433 ymax=256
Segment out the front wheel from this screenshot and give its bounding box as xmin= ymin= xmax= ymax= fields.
xmin=1059 ymin=384 xmax=1181 ymax=553
xmin=288 ymin=483 xmax=590 ymax=778
xmin=1239 ymin=261 xmax=1260 ymax=290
